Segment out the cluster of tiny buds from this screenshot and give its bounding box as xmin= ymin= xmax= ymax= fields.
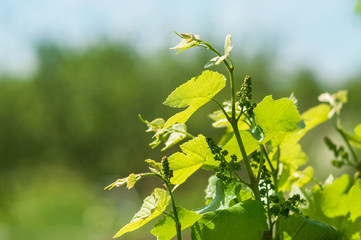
xmin=324 ymin=136 xmax=349 ymax=168
xmin=269 ymin=194 xmax=305 ymax=218
xmin=237 ymin=75 xmax=257 ymax=118
xmin=161 ymin=156 xmax=173 ymax=181
xmin=206 ymin=137 xmax=240 ymax=184
xmin=258 ymin=164 xmax=305 ymax=218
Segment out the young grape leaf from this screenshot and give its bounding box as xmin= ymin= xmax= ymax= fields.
xmin=151 ymin=207 xmax=203 ymax=240
xmin=321 ymin=174 xmax=351 ymax=218
xmin=280 ymin=214 xmax=343 ymax=240
xmin=113 ymin=188 xmax=170 ymax=238
xmin=254 ymin=95 xmax=303 ymax=145
xmin=163 ymin=70 xmax=226 ymax=130
xmin=346 ymin=178 xmax=361 ymax=222
xmin=196 ymin=175 xmax=242 ymax=214
xmin=191 ymin=200 xmax=267 ymax=240
xmin=220 ymin=130 xmax=261 ymax=162
xmin=161 ymin=123 xmax=188 ymax=151
xmin=140 ymin=115 xmax=189 ymax=150
xmin=168 ymin=134 xmax=212 ymax=184
xmin=170 ymin=32 xmax=201 ymax=54
xmin=104 ymin=173 xmax=142 ymax=190
xmin=300 ymin=175 xmax=361 ymax=238
xmin=278 ymin=166 xmax=314 ymax=191
xmin=343 ymin=123 xmax=361 ymax=149
xmin=282 ymin=104 xmax=331 ymax=145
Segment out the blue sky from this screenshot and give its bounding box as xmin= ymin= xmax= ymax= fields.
xmin=1 ymin=0 xmax=361 ymax=84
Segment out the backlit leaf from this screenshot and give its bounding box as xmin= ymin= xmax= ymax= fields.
xmin=196 ymin=175 xmax=242 ymax=214
xmin=191 ymin=200 xmax=267 ymax=240
xmin=254 ymin=95 xmax=303 ymax=144
xmin=346 ymin=179 xmax=361 ymax=222
xmin=168 ymin=135 xmax=212 ymax=184
xmin=151 ymin=207 xmax=202 ymax=240
xmin=280 ymin=214 xmax=342 ymax=240
xmin=163 ymin=70 xmax=226 ymax=129
xmin=113 ymin=188 xmax=170 ymax=238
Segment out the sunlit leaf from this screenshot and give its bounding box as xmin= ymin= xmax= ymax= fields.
xmin=191 ymin=200 xmax=267 ymax=240
xmin=151 ymin=207 xmax=202 ymax=240
xmin=279 ymin=166 xmax=313 ymax=191
xmin=321 ymin=174 xmax=351 ymax=218
xmin=221 ymin=130 xmax=261 ymax=162
xmin=344 ymin=123 xmax=361 ymax=149
xmin=196 ymin=175 xmax=242 ymax=214
xmin=105 ymin=173 xmax=142 ymax=190
xmin=224 ymin=34 xmax=233 ymax=55
xmin=168 ymin=135 xmax=212 ymax=184
xmin=280 ymin=214 xmax=342 ymax=240
xmin=162 ymin=123 xmax=187 ymax=151
xmin=254 ymin=95 xmax=303 ymax=145
xmin=163 ymin=70 xmax=226 ymax=129
xmin=113 ymin=188 xmax=170 ymax=238
xmin=170 ymin=32 xmax=201 ymax=54
xmin=346 ymin=179 xmax=361 ymax=222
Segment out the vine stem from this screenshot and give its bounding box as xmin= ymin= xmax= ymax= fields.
xmin=203 ymin=40 xmax=260 ymax=201
xmin=337 ymin=127 xmax=360 ymax=167
xmin=232 ymin=121 xmax=261 ymax=201
xmin=144 ymin=173 xmax=182 ymax=240
xmin=165 ymin=180 xmax=182 ymax=240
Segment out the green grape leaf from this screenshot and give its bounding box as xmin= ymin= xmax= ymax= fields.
xmin=162 ymin=123 xmax=187 ymax=151
xmin=221 ymin=130 xmax=261 ymax=162
xmin=254 ymin=95 xmax=303 ymax=144
xmin=279 ymin=166 xmax=313 ymax=191
xmin=346 ymin=179 xmax=361 ymax=222
xmin=170 ymin=32 xmax=201 ymax=54
xmin=343 ymin=123 xmax=361 ymax=149
xmin=145 ymin=159 xmax=163 ymax=174
xmin=280 ymin=214 xmax=342 ymax=240
xmin=113 ymin=188 xmax=170 ymax=238
xmin=196 ymin=175 xmax=242 ymax=214
xmin=163 ymin=70 xmax=226 ymax=130
xmin=191 ymin=200 xmax=267 ymax=240
xmin=224 ymin=34 xmax=233 ymax=55
xmin=321 ymin=174 xmax=351 ymax=218
xmin=168 ymin=135 xmax=212 ymax=185
xmin=282 ymin=104 xmax=331 ymax=146
xmin=105 ymin=173 xmax=142 ymax=190
xmin=151 ymin=207 xmax=203 ymax=240
xmin=140 ymin=115 xmax=190 ymax=150
xmin=299 ymin=176 xmax=361 ymax=239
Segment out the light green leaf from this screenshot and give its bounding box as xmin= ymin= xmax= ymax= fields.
xmin=196 ymin=175 xmax=242 ymax=214
xmin=321 ymin=174 xmax=351 ymax=218
xmin=283 ymin=104 xmax=331 ymax=145
xmin=191 ymin=200 xmax=267 ymax=240
xmin=221 ymin=130 xmax=261 ymax=162
xmin=344 ymin=123 xmax=361 ymax=149
xmin=346 ymin=179 xmax=361 ymax=222
xmin=105 ymin=173 xmax=142 ymax=190
xmin=168 ymin=135 xmax=212 ymax=184
xmin=145 ymin=159 xmax=163 ymax=174
xmin=162 ymin=123 xmax=187 ymax=151
xmin=151 ymin=207 xmax=203 ymax=240
xmin=224 ymin=34 xmax=232 ymax=55
xmin=279 ymin=166 xmax=313 ymax=191
xmin=163 ymin=70 xmax=226 ymax=129
xmin=280 ymin=215 xmax=342 ymax=240
xmin=254 ymin=95 xmax=303 ymax=144
xmin=113 ymin=188 xmax=170 ymax=238
xmin=170 ymin=32 xmax=201 ymax=54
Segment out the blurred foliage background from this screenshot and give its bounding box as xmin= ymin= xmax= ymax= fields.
xmin=0 ymin=41 xmax=360 ymax=239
